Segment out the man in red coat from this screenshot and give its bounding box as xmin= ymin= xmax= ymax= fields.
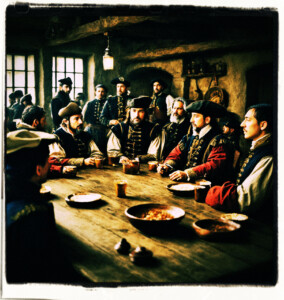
xmin=205 ymin=104 xmax=273 ymax=218
xmin=157 ymin=100 xmax=234 ymax=186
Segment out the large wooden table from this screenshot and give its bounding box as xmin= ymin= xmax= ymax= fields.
xmin=46 ymin=164 xmax=276 ymax=285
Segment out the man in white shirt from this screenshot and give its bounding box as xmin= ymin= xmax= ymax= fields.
xmin=205 ymin=104 xmax=273 ymax=218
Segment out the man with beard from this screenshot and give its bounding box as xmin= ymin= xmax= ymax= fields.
xmin=205 ymin=104 xmax=274 ymax=219
xmin=107 ymin=96 xmax=161 ymax=163
xmin=160 ymin=98 xmax=191 ymax=160
xmin=100 ymin=77 xmax=132 ymax=127
xmin=16 ymin=105 xmax=47 ymax=131
xmin=83 ymin=84 xmax=108 ymax=153
xmin=157 ymin=100 xmax=234 ymax=186
xmin=49 ymin=102 xmax=103 ymax=175
xmin=148 ymin=79 xmax=174 ymax=126
xmin=51 ymin=77 xmax=72 ymax=129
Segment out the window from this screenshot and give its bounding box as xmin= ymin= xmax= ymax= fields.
xmin=52 ymin=56 xmax=84 ymax=100
xmin=6 ymin=54 xmax=36 ymax=106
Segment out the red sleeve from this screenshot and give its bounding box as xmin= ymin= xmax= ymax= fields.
xmin=48 ymin=157 xmax=70 ymax=176
xmin=164 ymin=145 xmax=183 ymax=164
xmin=205 ymin=181 xmax=239 ymax=211
xmin=192 ymin=145 xmax=227 ymax=178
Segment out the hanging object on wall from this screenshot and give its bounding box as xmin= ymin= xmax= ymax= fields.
xmin=103 ymin=32 xmax=114 ymax=70
xmin=204 ymin=75 xmax=226 ymax=107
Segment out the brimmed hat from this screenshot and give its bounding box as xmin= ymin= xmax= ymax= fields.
xmin=6 ymin=129 xmax=56 ymax=155
xmin=75 ymin=92 xmax=85 ymax=100
xmin=95 ymin=84 xmax=108 ymax=92
xmin=9 ymin=92 xmax=15 ymax=100
xmin=58 ymin=102 xmax=82 ymax=118
xmin=58 ymin=77 xmax=73 ymax=86
xmin=14 ymin=90 xmax=24 ymax=98
xmin=128 ymin=96 xmax=152 ymax=109
xmin=151 ymin=79 xmax=167 ymax=89
xmin=111 ymin=77 xmax=130 ymax=87
xmin=20 ymin=94 xmax=32 ymax=105
xmin=186 ymin=100 xmax=227 ymax=118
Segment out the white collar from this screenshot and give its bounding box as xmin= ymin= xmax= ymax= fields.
xmin=198 ymin=124 xmax=212 ymax=139
xmin=250 ymin=134 xmax=269 ymax=150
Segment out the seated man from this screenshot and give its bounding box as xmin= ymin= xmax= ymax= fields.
xmin=13 ymin=93 xmax=33 ymax=120
xmin=160 ymin=97 xmax=191 ymax=160
xmin=49 ymin=102 xmax=103 ymax=175
xmin=6 ymin=130 xmax=86 ymax=283
xmin=107 ymin=96 xmax=161 ymax=163
xmin=157 ymin=100 xmax=234 ymax=186
xmin=205 ymin=104 xmax=273 ymax=218
xmin=83 ymin=84 xmax=109 ymax=153
xmin=16 ymin=105 xmax=47 ymax=131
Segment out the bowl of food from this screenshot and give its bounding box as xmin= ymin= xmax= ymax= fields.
xmin=220 ymin=213 xmax=249 ymax=223
xmin=66 ymin=192 xmax=102 ymax=208
xmin=125 ymin=203 xmax=185 ymax=233
xmin=192 ymin=218 xmax=241 ymax=239
xmin=167 ymin=183 xmax=201 ymax=196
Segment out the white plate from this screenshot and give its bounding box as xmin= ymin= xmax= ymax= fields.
xmin=169 ymin=183 xmax=201 ymax=191
xmin=66 ymin=193 xmax=102 ymax=203
xmin=40 ymin=185 xmax=51 ymax=194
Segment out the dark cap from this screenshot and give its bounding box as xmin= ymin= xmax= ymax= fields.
xmin=111 ymin=77 xmax=130 ymax=87
xmin=14 ymin=90 xmax=24 ymax=98
xmin=9 ymin=92 xmax=15 ymax=100
xmin=58 ymin=77 xmax=73 ymax=86
xmin=128 ymin=96 xmax=152 ymax=109
xmin=151 ymin=79 xmax=167 ymax=89
xmin=186 ymin=100 xmax=227 ymax=118
xmin=6 ymin=129 xmax=56 ymax=155
xmin=58 ymin=102 xmax=82 ymax=118
xmin=20 ymin=94 xmax=32 ymax=105
xmin=95 ymin=84 xmax=108 ymax=92
xmin=75 ymin=92 xmax=85 ymax=100
xmin=221 ymin=112 xmax=241 ymax=130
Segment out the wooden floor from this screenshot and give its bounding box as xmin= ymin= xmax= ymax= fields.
xmin=46 ymin=164 xmax=277 ymax=285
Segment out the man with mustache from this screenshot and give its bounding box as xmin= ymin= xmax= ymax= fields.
xmin=160 ymin=97 xmax=191 ymax=160
xmin=107 ymin=96 xmax=161 ymax=163
xmin=51 ymin=77 xmax=72 ymax=130
xmin=157 ymin=100 xmax=234 ymax=186
xmin=148 ymin=79 xmax=174 ymax=126
xmin=49 ymin=102 xmax=103 ymax=175
xmin=83 ymin=84 xmax=109 ymax=154
xmin=100 ymin=77 xmax=132 ymax=128
xmin=205 ymin=104 xmax=274 ymax=218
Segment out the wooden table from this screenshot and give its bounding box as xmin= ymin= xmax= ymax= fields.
xmin=46 ymin=164 xmax=276 ymax=285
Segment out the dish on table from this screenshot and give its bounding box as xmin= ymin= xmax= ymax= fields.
xmin=125 ymin=203 xmax=185 ymax=233
xmin=65 ymin=192 xmax=102 ymax=207
xmin=192 ymin=218 xmax=241 ymax=239
xmin=167 ymin=183 xmax=203 ymax=196
xmin=220 ymin=213 xmax=249 ymax=222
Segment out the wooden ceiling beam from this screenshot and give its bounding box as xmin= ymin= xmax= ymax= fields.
xmin=124 ymin=37 xmax=271 ymax=61
xmin=47 ymin=16 xmax=163 ymax=46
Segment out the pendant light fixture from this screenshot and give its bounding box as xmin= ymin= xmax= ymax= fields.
xmin=103 ymin=32 xmax=114 ymax=70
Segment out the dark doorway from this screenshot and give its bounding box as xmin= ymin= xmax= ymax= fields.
xmin=126 ymin=67 xmax=173 ymax=98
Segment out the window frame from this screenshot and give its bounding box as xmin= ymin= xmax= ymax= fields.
xmin=52 ymin=55 xmax=86 ymax=100
xmin=6 ymin=52 xmax=38 ymax=106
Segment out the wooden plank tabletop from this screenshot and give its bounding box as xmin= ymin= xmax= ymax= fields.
xmin=45 ymin=164 xmax=276 ymax=285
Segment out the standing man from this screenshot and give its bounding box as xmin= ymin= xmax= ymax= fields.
xmin=51 ymin=77 xmax=72 ymax=129
xmin=11 ymin=90 xmax=24 ymax=119
xmin=107 ymin=96 xmax=161 ymax=163
xmin=205 ymin=104 xmax=274 ymax=218
xmin=149 ymin=79 xmax=174 ymax=126
xmin=100 ymin=76 xmax=132 ymax=128
xmin=160 ymin=97 xmax=191 ymax=160
xmin=83 ymin=84 xmax=108 ymax=153
xmin=49 ymin=102 xmax=103 ymax=175
xmin=13 ymin=93 xmax=33 ymax=120
xmin=157 ymin=100 xmax=233 ymax=186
